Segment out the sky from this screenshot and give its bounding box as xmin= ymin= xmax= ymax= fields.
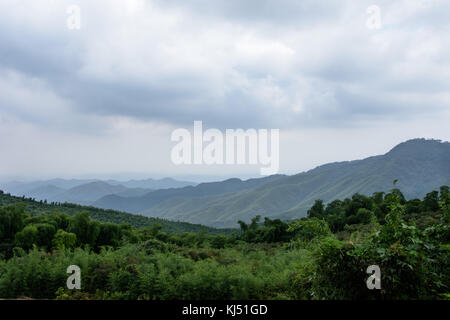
xmin=0 ymin=0 xmax=449 ymax=182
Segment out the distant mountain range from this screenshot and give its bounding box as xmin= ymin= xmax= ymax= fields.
xmin=93 ymin=139 xmax=450 ymax=228
xmin=92 ymin=175 xmax=285 ymax=213
xmin=2 ymin=139 xmax=448 ymax=228
xmin=0 ymin=178 xmax=196 ymax=206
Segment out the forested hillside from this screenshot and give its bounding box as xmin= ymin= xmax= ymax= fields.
xmin=0 ymin=192 xmax=234 ymax=235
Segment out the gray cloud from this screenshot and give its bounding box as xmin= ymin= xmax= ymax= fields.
xmin=0 ymin=0 xmax=449 ymax=131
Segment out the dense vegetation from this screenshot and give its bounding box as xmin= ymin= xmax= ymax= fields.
xmin=0 ymin=192 xmax=235 ymax=235
xmin=0 ymin=184 xmax=448 ymax=300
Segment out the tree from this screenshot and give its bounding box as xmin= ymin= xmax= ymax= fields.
xmin=345 ymin=194 xmax=374 ymax=217
xmin=68 ymin=211 xmax=100 ymax=247
xmin=384 ymin=189 xmax=406 ymax=205
xmin=325 ymin=200 xmax=343 ymax=216
xmin=439 ymin=185 xmax=449 ymax=203
xmin=261 ymin=218 xmax=290 ymax=242
xmin=326 ymin=213 xmax=346 ymax=233
xmin=52 ymin=229 xmax=77 ymax=249
xmin=0 ymin=204 xmax=28 ymax=242
xmin=307 ymin=200 xmax=325 ymax=219
xmin=372 ymin=192 xmax=385 ymax=205
xmin=238 ymin=216 xmax=261 ymax=242
xmin=288 ymin=218 xmax=332 ymax=242
xmin=96 ymin=222 xmax=122 ymax=247
xmin=237 ymin=216 xmax=290 ymax=243
xmin=211 ymin=235 xmax=227 ymax=249
xmin=421 ymin=191 xmax=440 ymax=212
xmin=14 ymin=225 xmax=39 ymax=249
xmin=324 ymin=200 xmax=346 ymax=232
xmin=35 ymin=223 xmax=57 ymax=248
xmin=405 ymin=199 xmax=422 ymax=214
xmin=14 ymin=223 xmax=56 ymax=249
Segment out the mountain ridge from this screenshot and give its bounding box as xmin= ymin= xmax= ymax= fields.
xmin=0 ymin=177 xmax=196 ymax=205
xmin=93 ymin=175 xmax=286 ymax=213
xmin=139 ymin=138 xmax=449 ymax=227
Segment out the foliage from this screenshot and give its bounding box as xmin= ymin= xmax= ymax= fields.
xmin=0 ymin=185 xmax=448 ymax=300
xmin=0 ymin=193 xmax=236 ymax=235
xmin=237 ymin=216 xmax=290 ymax=243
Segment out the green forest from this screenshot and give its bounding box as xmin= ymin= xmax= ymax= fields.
xmin=0 ymin=192 xmax=235 ymax=235
xmin=0 ymin=184 xmax=448 ymax=300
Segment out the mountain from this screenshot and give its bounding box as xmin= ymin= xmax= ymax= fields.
xmin=93 ymin=175 xmax=285 ymax=213
xmin=94 ymin=138 xmax=450 ymax=228
xmin=114 ymin=187 xmax=154 ymax=198
xmin=5 ymin=181 xmax=151 ymax=205
xmin=106 ymin=177 xmax=196 ymax=189
xmin=52 ymin=181 xmax=132 ymax=205
xmin=0 ymin=179 xmax=96 ymax=197
xmin=26 ymin=184 xmax=66 ymax=200
xmin=0 ymin=177 xmax=195 ymax=205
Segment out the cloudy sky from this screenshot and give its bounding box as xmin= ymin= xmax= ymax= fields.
xmin=0 ymin=0 xmax=449 ymax=181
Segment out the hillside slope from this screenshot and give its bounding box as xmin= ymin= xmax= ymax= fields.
xmin=93 ymin=175 xmax=285 ymax=213
xmin=142 ymin=139 xmax=450 ymax=227
xmin=0 ymin=192 xmax=235 ymax=235
xmin=107 ymin=177 xmax=196 ymax=189
xmin=52 ymin=181 xmax=130 ymax=205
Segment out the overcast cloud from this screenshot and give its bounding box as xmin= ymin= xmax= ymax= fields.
xmin=0 ymin=0 xmax=449 ymax=180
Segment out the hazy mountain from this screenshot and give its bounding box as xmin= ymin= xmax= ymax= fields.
xmin=111 ymin=188 xmax=150 ymax=198
xmin=94 ymin=139 xmax=449 ymax=228
xmin=106 ymin=177 xmax=196 ymax=189
xmin=0 ymin=177 xmax=195 ymax=205
xmin=93 ymin=175 xmax=286 ymax=213
xmin=26 ymin=185 xmax=66 ymax=201
xmin=52 ymin=182 xmax=130 ymax=205
xmin=0 ymin=179 xmax=96 ymax=197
